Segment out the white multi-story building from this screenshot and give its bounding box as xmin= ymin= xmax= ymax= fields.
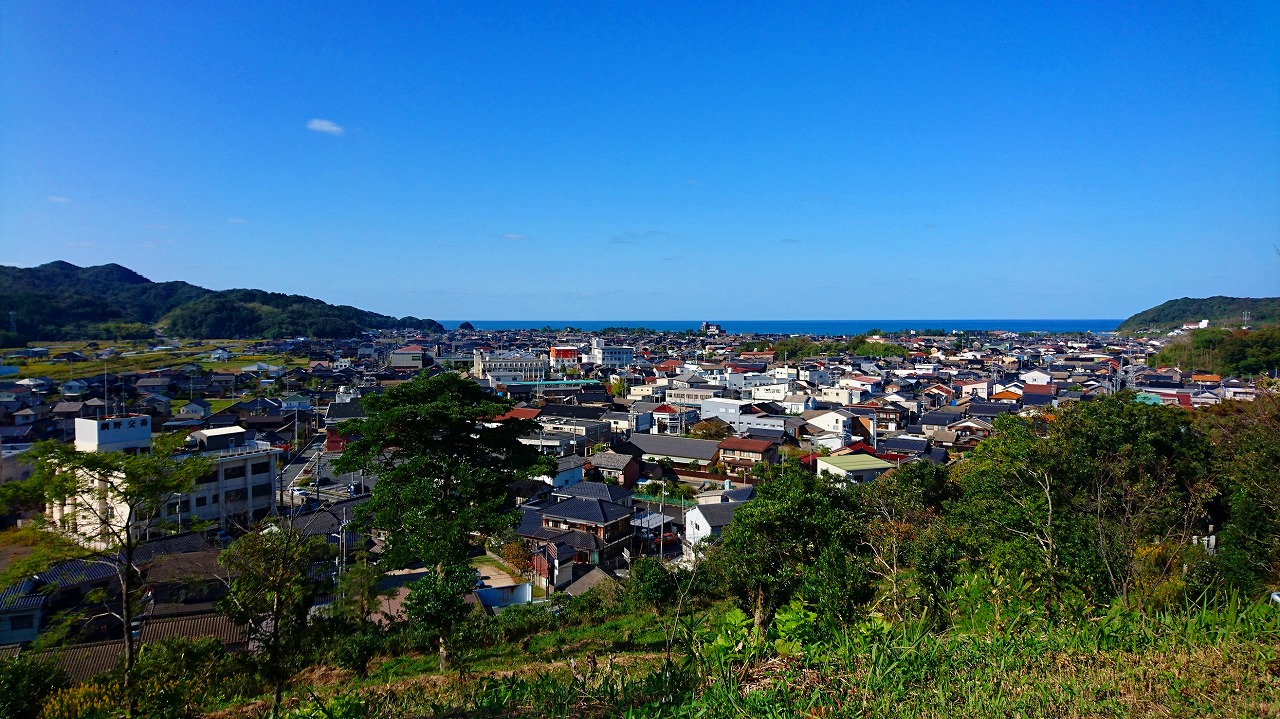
xmin=182 ymin=427 xmax=283 ymax=531
xmin=51 ymin=417 xmax=282 ymax=544
xmin=473 ymin=350 xmax=549 ymax=381
xmin=587 ymin=338 xmax=634 ymax=369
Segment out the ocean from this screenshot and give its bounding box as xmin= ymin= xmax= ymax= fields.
xmin=443 ymin=319 xmax=1123 ymax=335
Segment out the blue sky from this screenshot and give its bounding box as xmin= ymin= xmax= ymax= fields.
xmin=2 ymin=2 xmax=1278 ymax=321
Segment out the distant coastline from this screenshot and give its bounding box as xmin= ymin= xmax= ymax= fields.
xmin=442 ymin=319 xmax=1123 ymax=335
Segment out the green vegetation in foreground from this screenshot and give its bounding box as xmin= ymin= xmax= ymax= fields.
xmin=1118 ymin=295 xmax=1280 ymax=332
xmin=267 ymin=592 xmax=1280 ymax=719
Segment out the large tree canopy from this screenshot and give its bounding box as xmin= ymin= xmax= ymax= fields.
xmin=334 ymin=373 xmax=547 ymax=567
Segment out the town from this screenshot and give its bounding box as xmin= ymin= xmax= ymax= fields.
xmin=0 ymin=320 xmax=1267 ymax=692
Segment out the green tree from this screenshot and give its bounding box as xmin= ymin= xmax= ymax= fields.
xmin=217 ymin=522 xmax=334 ymax=717
xmin=1196 ymin=392 xmax=1280 ymax=595
xmin=28 ymin=434 xmax=212 ymax=712
xmin=333 ymin=373 xmax=545 ymax=669
xmin=0 ymin=656 xmax=67 ymax=719
xmin=710 ymin=462 xmax=858 ymax=628
xmin=949 ymin=394 xmax=1213 ymax=612
xmin=402 ymin=563 xmax=480 ymax=670
xmin=331 ymin=553 xmax=388 ymax=627
xmin=628 ymin=556 xmax=678 ymax=615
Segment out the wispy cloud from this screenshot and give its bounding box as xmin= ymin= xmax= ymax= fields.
xmin=306 ymin=118 xmax=344 ymax=135
xmin=501 ymin=233 xmax=528 ymax=240
xmin=227 ymin=217 xmax=247 ymax=225
xmin=686 ymin=179 xmax=699 ymax=186
xmin=47 ymin=196 xmax=70 ymax=203
xmin=609 ymin=230 xmax=670 ymax=245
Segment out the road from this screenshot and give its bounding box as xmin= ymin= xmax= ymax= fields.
xmin=281 ymin=435 xmax=378 ymax=506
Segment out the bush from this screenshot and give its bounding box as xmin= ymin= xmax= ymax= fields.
xmin=0 ymin=656 xmax=67 ymax=719
xmin=333 ymin=631 xmax=383 ymax=677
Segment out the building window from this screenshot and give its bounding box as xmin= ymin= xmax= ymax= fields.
xmin=251 ymin=483 xmax=272 ymax=498
xmin=196 ymin=496 xmax=207 ymax=507
xmin=10 ymin=615 xmax=33 ymax=631
xmin=223 ymin=466 xmax=246 ymax=480
xmin=251 ymin=462 xmax=270 ymax=475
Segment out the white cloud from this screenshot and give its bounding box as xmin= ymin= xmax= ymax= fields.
xmin=501 ymin=233 xmax=528 ymax=240
xmin=227 ymin=217 xmax=247 ymax=225
xmin=47 ymin=196 xmax=70 ymax=203
xmin=306 ymin=118 xmax=344 ymax=135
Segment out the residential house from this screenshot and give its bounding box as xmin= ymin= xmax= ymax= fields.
xmin=815 ymin=454 xmax=895 ymax=484
xmin=685 ymin=502 xmax=742 ymax=548
xmin=619 ymin=434 xmax=721 ymax=468
xmin=716 ymin=437 xmax=780 ymax=477
xmin=586 ymin=451 xmax=640 ymax=487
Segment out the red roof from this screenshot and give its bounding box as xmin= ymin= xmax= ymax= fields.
xmin=494 ymin=407 xmax=541 ymax=421
xmin=718 ymin=437 xmax=776 ymax=453
xmin=393 ymin=344 xmax=424 ymax=353
xmin=652 ymin=404 xmax=681 ymax=414
xmin=1023 ymin=383 xmax=1054 ymax=395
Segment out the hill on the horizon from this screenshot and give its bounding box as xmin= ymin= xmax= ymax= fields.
xmin=1118 ymin=296 xmax=1280 ymax=332
xmin=0 ymin=261 xmax=442 ymax=344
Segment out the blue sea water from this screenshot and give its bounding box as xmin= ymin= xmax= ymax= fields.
xmin=444 ymin=319 xmax=1122 ymax=335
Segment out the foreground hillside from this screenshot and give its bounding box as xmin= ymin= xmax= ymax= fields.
xmin=1119 ymin=296 xmax=1280 ymax=332
xmin=0 ymin=261 xmax=442 ymax=343
xmin=221 ymin=599 xmax=1280 ymax=719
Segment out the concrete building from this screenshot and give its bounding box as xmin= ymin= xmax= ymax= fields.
xmin=390 ymin=344 xmax=429 ymax=370
xmin=587 ymin=338 xmax=634 ymax=369
xmin=473 ymin=349 xmax=549 ymax=381
xmin=51 ymin=418 xmax=282 ymax=545
xmin=549 ymin=346 xmax=581 ymax=372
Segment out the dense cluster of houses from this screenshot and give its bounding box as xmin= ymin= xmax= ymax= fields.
xmin=0 ymin=324 xmax=1264 ymax=680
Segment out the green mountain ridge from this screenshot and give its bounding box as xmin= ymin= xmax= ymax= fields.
xmin=1118 ymin=295 xmax=1280 ymax=332
xmin=0 ymin=261 xmax=442 ymax=343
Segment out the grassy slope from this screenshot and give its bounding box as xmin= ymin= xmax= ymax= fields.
xmin=204 ymin=600 xmax=1280 ymax=719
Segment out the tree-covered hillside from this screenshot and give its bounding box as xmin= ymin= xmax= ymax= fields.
xmin=1118 ymin=296 xmax=1280 ymax=332
xmin=0 ymin=261 xmax=443 ymax=344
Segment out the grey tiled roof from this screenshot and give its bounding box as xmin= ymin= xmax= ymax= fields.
xmin=554 ymin=481 xmax=633 ymax=503
xmin=539 ymin=498 xmax=632 ymax=524
xmin=622 ymin=435 xmax=720 ymax=462
xmin=693 ymin=501 xmax=742 ymax=529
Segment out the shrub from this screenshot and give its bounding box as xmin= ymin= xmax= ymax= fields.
xmin=0 ymin=656 xmax=66 ymax=719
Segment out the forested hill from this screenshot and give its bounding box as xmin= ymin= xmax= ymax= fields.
xmin=0 ymin=261 xmax=443 ymax=343
xmin=1118 ymin=296 xmax=1280 ymax=332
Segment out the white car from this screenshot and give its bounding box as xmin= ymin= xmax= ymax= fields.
xmin=289 ymin=487 xmax=309 ymax=497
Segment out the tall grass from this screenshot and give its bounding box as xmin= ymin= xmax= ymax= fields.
xmin=273 ymin=591 xmax=1280 ymax=719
